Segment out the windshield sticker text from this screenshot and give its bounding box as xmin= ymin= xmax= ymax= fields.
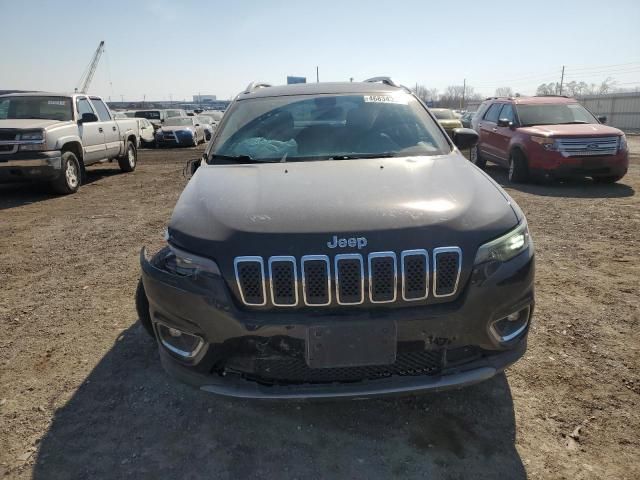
xmin=363 ymin=95 xmax=408 ymax=105
xmin=47 ymin=100 xmax=67 ymax=106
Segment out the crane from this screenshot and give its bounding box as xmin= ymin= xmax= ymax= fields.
xmin=75 ymin=41 xmax=105 ymax=94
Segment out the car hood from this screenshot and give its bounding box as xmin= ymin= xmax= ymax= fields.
xmin=168 ymin=153 xmax=519 ymax=262
xmin=160 ymin=125 xmax=195 ymax=133
xmin=518 ymin=123 xmax=622 ymax=137
xmin=0 ymin=119 xmax=70 ymax=130
xmin=437 ymin=119 xmax=462 ymax=127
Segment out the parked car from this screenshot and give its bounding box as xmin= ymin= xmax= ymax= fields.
xmin=155 ymin=116 xmax=205 ymax=147
xmin=430 ymin=108 xmax=463 ymax=137
xmin=165 ymin=108 xmax=187 ymax=119
xmin=0 ymin=92 xmax=139 ymax=194
xmin=469 ymin=96 xmax=629 ymax=183
xmin=136 ymin=78 xmax=535 ymax=399
xmin=195 ymin=115 xmax=215 ymax=140
xmin=136 ymin=118 xmax=156 ymax=147
xmin=460 ymin=111 xmax=475 ymax=128
xmin=134 ymin=109 xmax=167 ymax=128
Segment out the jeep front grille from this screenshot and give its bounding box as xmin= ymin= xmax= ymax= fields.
xmin=234 ymin=248 xmax=462 ymax=308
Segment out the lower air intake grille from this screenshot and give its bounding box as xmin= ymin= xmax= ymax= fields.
xmin=234 ymin=257 xmax=266 ymax=306
xmin=434 ymin=248 xmax=461 ymax=297
xmin=253 ymin=350 xmax=443 ymax=383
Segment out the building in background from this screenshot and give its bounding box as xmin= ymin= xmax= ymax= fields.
xmin=193 ymin=94 xmax=217 ymax=103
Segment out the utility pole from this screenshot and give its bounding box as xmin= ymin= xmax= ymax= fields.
xmin=120 ymin=95 xmax=124 ymax=103
xmin=316 ymin=66 xmax=319 ymax=83
xmin=143 ymin=94 xmax=146 ymax=107
xmin=461 ymin=78 xmax=466 ymax=110
xmin=559 ymin=65 xmax=565 ymax=95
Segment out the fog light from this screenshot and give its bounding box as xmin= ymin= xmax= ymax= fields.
xmin=155 ymin=322 xmax=205 ymax=359
xmin=490 ymin=306 xmax=531 ymax=343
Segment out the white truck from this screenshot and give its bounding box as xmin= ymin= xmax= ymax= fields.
xmin=0 ymin=92 xmax=140 ymax=194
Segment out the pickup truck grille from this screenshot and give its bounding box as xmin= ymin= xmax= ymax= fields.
xmin=233 ymin=248 xmax=462 ymax=308
xmin=0 ymin=130 xmax=19 ymax=154
xmin=555 ymin=136 xmax=619 ymax=156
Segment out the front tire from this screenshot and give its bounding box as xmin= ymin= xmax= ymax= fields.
xmin=118 ymin=140 xmax=137 ymax=172
xmin=51 ymin=151 xmax=81 ymax=194
xmin=469 ymin=145 xmax=486 ymax=168
xmin=508 ymin=150 xmax=529 ymax=183
xmin=135 ymin=279 xmax=154 ymax=337
xmin=593 ymin=175 xmax=624 ymax=184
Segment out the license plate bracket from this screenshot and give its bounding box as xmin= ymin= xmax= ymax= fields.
xmin=306 ymin=322 xmax=397 ymax=368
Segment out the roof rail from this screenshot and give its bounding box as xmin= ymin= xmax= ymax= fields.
xmin=364 ymin=76 xmax=401 ymax=88
xmin=243 ymin=81 xmax=272 ymax=94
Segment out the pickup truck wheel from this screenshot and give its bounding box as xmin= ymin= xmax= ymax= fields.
xmin=51 ymin=151 xmax=81 ymax=194
xmin=469 ymin=145 xmax=486 ymax=168
xmin=135 ymin=279 xmax=155 ymax=338
xmin=508 ymin=150 xmax=529 ymax=183
xmin=118 ymin=141 xmax=137 ymax=172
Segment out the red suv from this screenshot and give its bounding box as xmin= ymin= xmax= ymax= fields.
xmin=470 ymin=96 xmax=629 ymax=184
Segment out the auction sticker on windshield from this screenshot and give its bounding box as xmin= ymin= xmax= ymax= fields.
xmin=364 ymin=95 xmax=408 ymax=105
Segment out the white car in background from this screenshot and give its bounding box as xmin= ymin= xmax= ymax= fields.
xmin=196 ymin=115 xmax=216 ymax=141
xmin=136 ymin=118 xmax=156 ymax=147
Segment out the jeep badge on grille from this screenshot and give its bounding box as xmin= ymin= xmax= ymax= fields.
xmin=327 ymin=235 xmax=368 ymax=249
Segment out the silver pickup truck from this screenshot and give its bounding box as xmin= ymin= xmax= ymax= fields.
xmin=0 ymin=92 xmax=139 ymax=194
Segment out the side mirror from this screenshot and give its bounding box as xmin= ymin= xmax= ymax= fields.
xmin=497 ymin=118 xmax=513 ymax=128
xmin=80 ymin=112 xmax=98 ymax=123
xmin=184 ymin=158 xmax=202 ymax=179
xmin=195 ymin=123 xmax=200 ymax=127
xmin=598 ymin=115 xmax=607 ymax=124
xmin=452 ymin=128 xmax=479 ymax=150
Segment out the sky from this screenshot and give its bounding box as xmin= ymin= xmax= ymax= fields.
xmin=1 ymin=0 xmax=639 ymax=102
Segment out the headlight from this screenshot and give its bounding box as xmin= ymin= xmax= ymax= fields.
xmin=20 ymin=130 xmax=44 ymax=141
xmin=474 ymin=221 xmax=532 ymax=265
xmin=162 ymin=244 xmax=220 ymax=277
xmin=530 ymin=135 xmax=555 ymax=150
xmin=619 ymin=134 xmax=628 ymax=152
xmin=19 ymin=130 xmax=46 ymax=151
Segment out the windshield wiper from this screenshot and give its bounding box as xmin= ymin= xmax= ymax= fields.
xmin=563 ymin=121 xmax=589 ymax=124
xmin=209 ymin=154 xmax=261 ymax=163
xmin=330 ymin=153 xmax=396 ymax=160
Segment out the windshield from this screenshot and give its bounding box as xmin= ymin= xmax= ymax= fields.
xmin=165 ymin=110 xmax=184 ymax=118
xmin=197 ymin=115 xmax=213 ymax=124
xmin=431 ymin=109 xmax=455 ymax=120
xmin=135 ymin=110 xmax=160 ymax=120
xmin=0 ymin=96 xmax=73 ymax=121
xmin=209 ymin=93 xmax=450 ymax=163
xmin=165 ymin=117 xmax=194 ymax=127
xmin=517 ymin=103 xmax=598 ymax=126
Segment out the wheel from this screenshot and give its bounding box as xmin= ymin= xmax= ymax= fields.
xmin=593 ymin=175 xmax=624 ymax=184
xmin=135 ymin=279 xmax=154 ymax=337
xmin=508 ymin=150 xmax=529 ymax=183
xmin=118 ymin=140 xmax=137 ymax=172
xmin=469 ymin=145 xmax=486 ymax=168
xmin=51 ymin=151 xmax=81 ymax=194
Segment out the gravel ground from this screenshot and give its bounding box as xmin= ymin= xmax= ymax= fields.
xmin=1 ymin=138 xmax=639 ymax=479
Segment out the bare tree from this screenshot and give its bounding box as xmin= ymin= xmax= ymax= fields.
xmin=411 ymin=85 xmax=438 ymax=103
xmin=495 ymin=87 xmax=514 ymax=97
xmin=438 ymin=85 xmax=482 ymax=109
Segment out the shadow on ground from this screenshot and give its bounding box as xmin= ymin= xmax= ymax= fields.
xmin=0 ymin=168 xmax=124 ymax=211
xmin=33 ymin=324 xmax=525 ymax=479
xmin=484 ymin=165 xmax=635 ymax=199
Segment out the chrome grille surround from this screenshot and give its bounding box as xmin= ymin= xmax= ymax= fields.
xmin=301 ymin=255 xmax=332 ymax=306
xmin=368 ymin=251 xmax=398 ymax=304
xmin=433 ymin=247 xmax=462 ymax=298
xmin=268 ymin=256 xmax=298 ymax=307
xmin=334 ymin=253 xmax=365 ymax=305
xmin=400 ymin=249 xmax=429 ymax=301
xmin=234 ymin=248 xmax=462 ymax=307
xmin=234 ymin=256 xmax=267 ymax=306
xmin=555 ymin=136 xmax=619 ymax=157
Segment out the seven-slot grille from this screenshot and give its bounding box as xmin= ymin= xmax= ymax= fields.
xmin=234 ymin=249 xmax=461 ymax=308
xmin=555 ymin=136 xmax=619 ymax=157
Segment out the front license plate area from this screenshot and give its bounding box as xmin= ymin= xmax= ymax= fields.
xmin=306 ymin=322 xmax=397 ymax=368
xmin=582 ymin=157 xmax=604 ymax=168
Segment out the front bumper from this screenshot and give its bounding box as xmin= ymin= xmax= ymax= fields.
xmin=0 ymin=150 xmax=62 ymax=183
xmin=528 ymin=148 xmax=628 ymax=179
xmin=140 ymin=246 xmax=535 ymax=399
xmin=155 ymin=133 xmax=196 ymax=147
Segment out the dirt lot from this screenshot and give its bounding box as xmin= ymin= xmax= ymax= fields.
xmin=1 ymin=139 xmax=639 ymax=479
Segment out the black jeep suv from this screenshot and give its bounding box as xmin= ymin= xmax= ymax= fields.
xmin=137 ymin=78 xmax=535 ymax=399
